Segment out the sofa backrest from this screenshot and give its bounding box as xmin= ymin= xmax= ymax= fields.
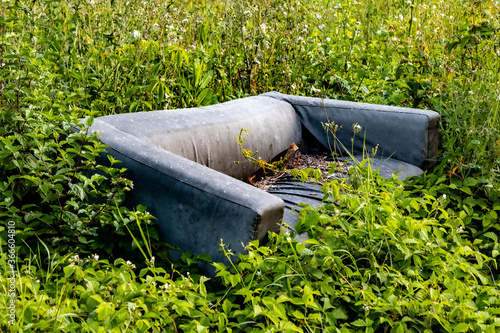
xmin=91 ymin=96 xmax=302 ymax=180
xmin=263 ymin=92 xmax=440 ymax=170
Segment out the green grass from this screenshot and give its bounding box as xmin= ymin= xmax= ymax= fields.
xmin=1 ymin=0 xmax=500 ymax=331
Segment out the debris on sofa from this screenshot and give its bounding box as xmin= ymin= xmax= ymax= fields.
xmin=249 ymin=149 xmax=352 ymax=191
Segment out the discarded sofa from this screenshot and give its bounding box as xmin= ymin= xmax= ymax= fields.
xmin=89 ymin=92 xmax=440 ymax=271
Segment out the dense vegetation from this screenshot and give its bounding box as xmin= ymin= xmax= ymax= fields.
xmin=1 ymin=0 xmax=499 ymax=331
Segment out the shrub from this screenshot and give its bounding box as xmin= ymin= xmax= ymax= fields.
xmin=2 ymin=168 xmax=499 ymax=332
xmin=0 ymin=2 xmax=162 ymax=263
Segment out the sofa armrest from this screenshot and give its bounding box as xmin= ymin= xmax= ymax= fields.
xmin=91 ymin=121 xmax=284 ymax=269
xmin=263 ymin=92 xmax=440 ymax=170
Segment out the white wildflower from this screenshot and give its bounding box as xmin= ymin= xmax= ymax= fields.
xmin=353 ymin=123 xmax=362 ymax=132
xmin=260 ymin=23 xmax=266 ymax=34
xmin=311 ymin=86 xmax=322 ymax=94
xmin=326 ymin=37 xmax=331 ymax=42
xmin=132 ymin=30 xmax=141 ymax=39
xmin=93 ymin=254 xmax=99 ymax=261
xmin=426 ymin=242 xmax=432 ymax=246
xmin=399 ymin=14 xmax=404 ymax=21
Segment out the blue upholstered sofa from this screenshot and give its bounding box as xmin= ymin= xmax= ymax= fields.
xmin=89 ymin=92 xmax=440 ymax=272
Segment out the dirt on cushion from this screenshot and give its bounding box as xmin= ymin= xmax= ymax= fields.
xmin=250 ymin=152 xmax=351 ymax=191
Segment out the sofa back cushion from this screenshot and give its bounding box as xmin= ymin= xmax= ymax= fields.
xmin=263 ymin=92 xmax=440 ymax=170
xmin=91 ymin=96 xmax=302 ymax=180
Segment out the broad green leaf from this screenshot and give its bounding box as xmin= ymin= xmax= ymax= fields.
xmin=222 ymin=299 xmax=232 ymax=315
xmin=332 ymin=307 xmax=348 ymax=320
xmin=129 ymin=102 xmax=139 ymax=113
xmin=69 ymin=183 xmax=85 ymax=200
xmin=96 ymin=302 xmax=115 ymax=321
xmin=125 ymin=86 xmax=139 ymax=99
xmin=453 ymin=323 xmax=469 ymax=332
xmin=463 ymin=177 xmax=478 ymax=187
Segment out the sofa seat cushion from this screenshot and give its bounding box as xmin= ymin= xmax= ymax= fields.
xmin=265 ymin=155 xmax=424 ymax=241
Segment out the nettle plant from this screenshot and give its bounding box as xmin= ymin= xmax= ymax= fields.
xmin=211 ymin=167 xmax=499 ymax=333
xmin=4 ymin=165 xmax=499 ymax=332
xmin=0 ymin=5 xmax=162 ymax=263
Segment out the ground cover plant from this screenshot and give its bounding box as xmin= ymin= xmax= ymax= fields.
xmin=1 ymin=0 xmax=499 ymax=331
